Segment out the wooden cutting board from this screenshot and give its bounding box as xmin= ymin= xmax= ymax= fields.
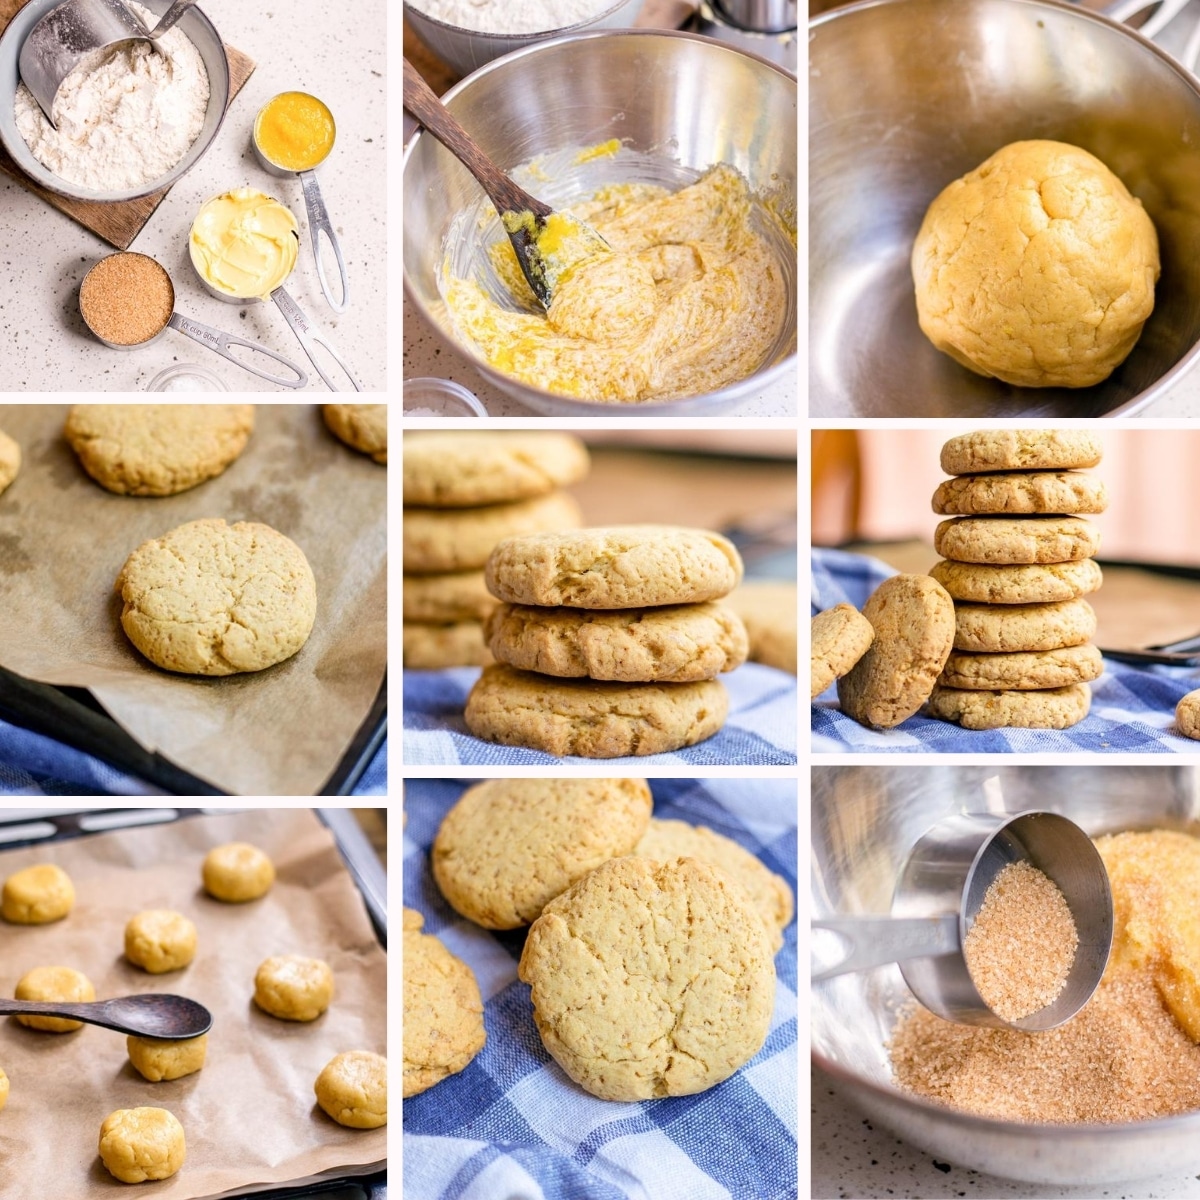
xmin=0 ymin=0 xmax=255 ymax=249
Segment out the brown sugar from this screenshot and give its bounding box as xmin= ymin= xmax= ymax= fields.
xmin=80 ymin=253 xmax=174 ymax=346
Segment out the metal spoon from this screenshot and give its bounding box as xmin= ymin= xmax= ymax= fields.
xmin=0 ymin=994 xmax=212 ymax=1040
xmin=402 ymin=56 xmax=610 ymax=309
xmin=134 ymin=0 xmax=197 ymax=39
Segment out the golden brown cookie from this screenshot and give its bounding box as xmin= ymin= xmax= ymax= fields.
xmin=939 ymin=644 xmax=1103 ymax=690
xmin=323 ymin=404 xmax=386 ymax=463
xmin=811 ymin=602 xmax=875 ymax=699
xmin=403 ymin=620 xmax=492 ymax=669
xmin=928 ymin=683 xmax=1092 ymax=730
xmin=932 ymin=472 xmax=1108 ymax=517
xmin=403 ymin=571 xmax=496 ymax=623
xmin=1176 ymin=690 xmax=1200 ymax=740
xmin=934 ymin=516 xmax=1101 ymax=565
xmin=953 ymin=598 xmax=1097 ymax=653
xmin=0 ymin=429 xmax=20 ymax=497
xmin=929 ymin=559 xmax=1102 ymax=605
xmin=725 ymin=581 xmax=798 ymax=674
xmin=939 ymin=430 xmax=1103 ymax=476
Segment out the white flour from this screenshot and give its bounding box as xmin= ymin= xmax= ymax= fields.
xmin=14 ymin=0 xmax=209 ymax=191
xmin=408 ymin=0 xmax=619 ymax=34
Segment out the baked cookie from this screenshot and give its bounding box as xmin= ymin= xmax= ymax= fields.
xmin=464 ymin=664 xmax=728 ymax=757
xmin=316 ymin=1050 xmax=388 ymax=1128
xmin=64 ymin=404 xmax=253 ymax=496
xmin=634 ymin=818 xmax=794 ymax=953
xmin=929 ymin=558 xmax=1102 ymax=605
xmin=404 ymin=492 xmax=583 ymax=574
xmin=812 ymin=602 xmax=875 ymax=699
xmin=127 ymin=1034 xmax=207 ymax=1082
xmin=403 ymin=571 xmax=496 ymax=623
xmin=1176 ymin=689 xmax=1200 ymax=740
xmin=125 ymin=910 xmax=197 ymax=973
xmin=323 ymin=404 xmax=386 ymax=463
xmin=485 ymin=526 xmax=743 ymax=609
xmin=725 ymin=581 xmax=798 ymax=674
xmin=0 ymin=429 xmax=20 ymax=497
xmin=15 ymin=965 xmax=94 ymax=1032
xmin=202 ymin=843 xmax=275 ymax=902
xmin=432 ymin=778 xmax=653 ymax=929
xmin=953 ymin=598 xmax=1097 ymax=653
xmin=928 ymin=682 xmax=1091 ymax=730
xmin=518 ymin=856 xmax=775 ymax=1101
xmin=403 ymin=908 xmax=485 ymax=1099
xmin=940 ymin=430 xmax=1103 ymax=476
xmin=99 ymin=1107 xmax=186 ymax=1183
xmin=403 ymin=620 xmax=491 ymax=669
xmin=932 ymin=472 xmax=1108 ymax=516
xmin=934 ymin=516 xmax=1102 ymax=565
xmin=254 ymin=955 xmax=334 ymax=1021
xmin=404 ymin=432 xmax=589 ymax=506
xmin=836 ymin=576 xmax=955 ymax=728
xmin=483 ymin=602 xmax=748 ymax=682
xmin=940 ymin=644 xmax=1104 ymax=690
xmin=116 ymin=519 xmax=317 ymax=676
xmin=1 ymin=863 xmax=73 ymax=924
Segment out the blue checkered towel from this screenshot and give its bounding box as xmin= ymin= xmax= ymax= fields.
xmin=813 ymin=547 xmax=1200 ymax=752
xmin=403 ymin=665 xmax=797 ymax=765
xmin=403 ymin=778 xmax=798 ymax=1200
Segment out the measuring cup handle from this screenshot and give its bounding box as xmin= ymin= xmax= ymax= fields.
xmin=168 ymin=314 xmax=308 ymax=389
xmin=300 ymin=171 xmax=350 ymax=314
xmin=146 ymin=0 xmax=199 ymax=38
xmin=811 ymin=914 xmax=959 ymax=983
xmin=270 ymin=288 xmax=363 ymax=392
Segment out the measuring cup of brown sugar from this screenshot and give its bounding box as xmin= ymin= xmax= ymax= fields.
xmin=79 ymin=252 xmax=308 ymax=389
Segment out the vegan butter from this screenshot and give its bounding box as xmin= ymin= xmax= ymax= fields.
xmin=254 ymin=91 xmax=336 ymax=173
xmin=189 ymin=188 xmax=298 ymax=301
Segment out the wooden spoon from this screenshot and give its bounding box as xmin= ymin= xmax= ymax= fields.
xmin=0 ymin=994 xmax=212 ymax=1039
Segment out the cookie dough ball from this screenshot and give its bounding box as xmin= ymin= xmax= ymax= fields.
xmin=0 ymin=430 xmax=20 ymax=497
xmin=99 ymin=1107 xmax=186 ymax=1184
xmin=314 ymin=1051 xmax=387 ymax=1128
xmin=254 ymin=955 xmax=334 ymax=1021
xmin=323 ymin=404 xmax=386 ymax=464
xmin=127 ymin=1034 xmax=208 ymax=1082
xmin=14 ymin=965 xmax=94 ymax=1032
xmin=912 ymin=140 xmax=1159 ymax=388
xmin=202 ymin=842 xmax=275 ymax=902
xmin=124 ymin=910 xmax=198 ymax=973
xmin=0 ymin=1067 xmax=8 ymax=1112
xmin=2 ymin=863 xmax=74 ymax=924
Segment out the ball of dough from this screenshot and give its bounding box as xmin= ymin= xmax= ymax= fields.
xmin=0 ymin=1067 xmax=8 ymax=1113
xmin=314 ymin=1051 xmax=387 ymax=1129
xmin=912 ymin=140 xmax=1159 ymax=388
xmin=14 ymin=965 xmax=95 ymax=1032
xmin=2 ymin=863 xmax=74 ymax=924
xmin=125 ymin=909 xmax=198 ymax=973
xmin=98 ymin=1107 xmax=186 ymax=1184
xmin=127 ymin=1034 xmax=208 ymax=1082
xmin=202 ymin=842 xmax=275 ymax=902
xmin=254 ymin=955 xmax=334 ymax=1021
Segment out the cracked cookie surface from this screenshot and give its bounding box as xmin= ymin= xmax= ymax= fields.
xmin=930 ymin=558 xmax=1102 ymax=604
xmin=940 ymin=644 xmax=1103 ymax=690
xmin=812 ymin=602 xmax=874 ymax=699
xmin=323 ymin=404 xmax=386 ymax=464
xmin=940 ymin=429 xmax=1102 ymax=476
xmin=934 ymin=516 xmax=1101 ymax=564
xmin=928 ymin=682 xmax=1092 ymax=729
xmin=953 ymin=597 xmax=1096 ymax=653
xmin=932 ymin=472 xmax=1107 ymax=516
xmin=403 ymin=571 xmax=496 ymax=623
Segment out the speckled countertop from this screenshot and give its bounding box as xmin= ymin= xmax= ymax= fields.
xmin=0 ymin=0 xmax=385 ymax=393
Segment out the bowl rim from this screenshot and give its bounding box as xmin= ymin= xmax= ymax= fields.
xmin=402 ymin=0 xmax=642 ymax=40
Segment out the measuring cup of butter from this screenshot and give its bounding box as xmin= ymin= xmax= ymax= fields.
xmin=189 ymin=188 xmax=361 ymax=391
xmin=79 ymin=252 xmax=307 ymax=388
xmin=252 ymin=92 xmax=350 ymax=314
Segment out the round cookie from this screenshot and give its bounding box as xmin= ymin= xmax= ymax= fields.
xmin=836 ymin=575 xmax=955 ymax=729
xmin=634 ymin=818 xmax=794 ymax=954
xmin=0 ymin=429 xmax=20 ymax=497
xmin=940 ymin=644 xmax=1104 ymax=691
xmin=323 ymin=404 xmax=386 ymax=464
xmin=127 ymin=1034 xmax=207 ymax=1082
xmin=98 ymin=1107 xmax=186 ymax=1183
xmin=2 ymin=863 xmax=74 ymax=924
xmin=485 ymin=526 xmax=744 ymax=609
xmin=940 ymin=430 xmax=1103 ymax=476
xmin=15 ymin=965 xmax=94 ymax=1032
xmin=403 ymin=620 xmax=491 ymax=669
xmin=404 ymin=432 xmax=589 ymax=507
xmin=254 ymin=955 xmax=334 ymax=1021
xmin=518 ymin=856 xmax=775 ymax=1101
xmin=812 ymin=602 xmax=875 ymax=699
xmin=726 ymin=581 xmax=798 ymax=675
xmin=403 ymin=571 xmax=495 ymax=623
xmin=932 ymin=472 xmax=1108 ymax=517
xmin=403 ymin=908 xmax=484 ymax=1098
xmin=65 ymin=404 xmax=254 ymax=496
xmin=432 ymin=778 xmax=653 ymax=929
xmin=1176 ymin=690 xmax=1200 ymax=740
xmin=929 ymin=558 xmax=1102 ymax=605
xmin=935 ymin=516 xmax=1101 ymax=565
xmin=483 ymin=602 xmax=748 ymax=682
xmin=953 ymin=598 xmax=1097 ymax=653
xmin=404 ymin=492 xmax=583 ymax=575
xmin=125 ymin=910 xmax=197 ymax=973
xmin=316 ymin=1050 xmax=388 ymax=1127
xmin=116 ymin=519 xmax=317 ymax=676
xmin=0 ymin=1067 xmax=8 ymax=1112
xmin=928 ymin=683 xmax=1092 ymax=730
xmin=465 ymin=664 xmax=728 ymax=757
xmin=202 ymin=842 xmax=275 ymax=902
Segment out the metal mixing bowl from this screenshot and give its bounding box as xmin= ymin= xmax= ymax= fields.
xmin=0 ymin=0 xmax=229 ymax=203
xmin=810 ymin=0 xmax=1200 ymax=417
xmin=403 ymin=30 xmax=797 ymax=416
xmin=813 ymin=764 xmax=1200 ymax=1187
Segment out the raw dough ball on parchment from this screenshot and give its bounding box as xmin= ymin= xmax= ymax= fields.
xmin=98 ymin=1106 xmax=186 ymax=1183
xmin=2 ymin=863 xmax=74 ymax=924
xmin=254 ymin=955 xmax=334 ymax=1021
xmin=127 ymin=1034 xmax=208 ymax=1082
xmin=202 ymin=842 xmax=275 ymax=902
xmin=315 ymin=1050 xmax=387 ymax=1128
xmin=124 ymin=909 xmax=198 ymax=973
xmin=14 ymin=965 xmax=94 ymax=1032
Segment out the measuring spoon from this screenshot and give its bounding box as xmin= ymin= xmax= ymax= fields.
xmin=0 ymin=992 xmax=211 ymax=1040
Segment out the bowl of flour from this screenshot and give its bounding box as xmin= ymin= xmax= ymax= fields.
xmin=404 ymin=0 xmax=645 ymax=78
xmin=0 ymin=0 xmax=230 ymax=202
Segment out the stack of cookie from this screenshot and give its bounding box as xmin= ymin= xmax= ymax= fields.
xmin=403 ymin=432 xmax=590 ymax=668
xmin=464 ymin=525 xmax=749 ymax=757
xmin=926 ymin=429 xmax=1107 ymax=730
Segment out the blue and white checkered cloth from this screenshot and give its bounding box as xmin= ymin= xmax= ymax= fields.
xmin=403 ymin=778 xmax=798 ymax=1200
xmin=813 ymin=547 xmax=1200 ymax=752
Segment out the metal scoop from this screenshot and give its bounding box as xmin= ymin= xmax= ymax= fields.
xmin=812 ymin=810 xmax=1113 ymax=1031
xmin=0 ymin=993 xmax=211 ymax=1040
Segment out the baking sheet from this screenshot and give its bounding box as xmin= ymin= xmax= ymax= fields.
xmin=0 ymin=808 xmax=387 ymax=1198
xmin=0 ymin=405 xmax=387 ymax=795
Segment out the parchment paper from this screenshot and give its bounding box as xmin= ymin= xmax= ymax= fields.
xmin=0 ymin=405 xmax=387 ymax=795
xmin=0 ymin=808 xmax=387 ymax=1198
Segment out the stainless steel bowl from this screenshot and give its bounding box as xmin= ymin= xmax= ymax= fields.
xmin=0 ymin=0 xmax=229 ymax=203
xmin=812 ymin=764 xmax=1200 ymax=1187
xmin=403 ymin=29 xmax=797 ymax=416
xmin=810 ymin=0 xmax=1200 ymax=417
